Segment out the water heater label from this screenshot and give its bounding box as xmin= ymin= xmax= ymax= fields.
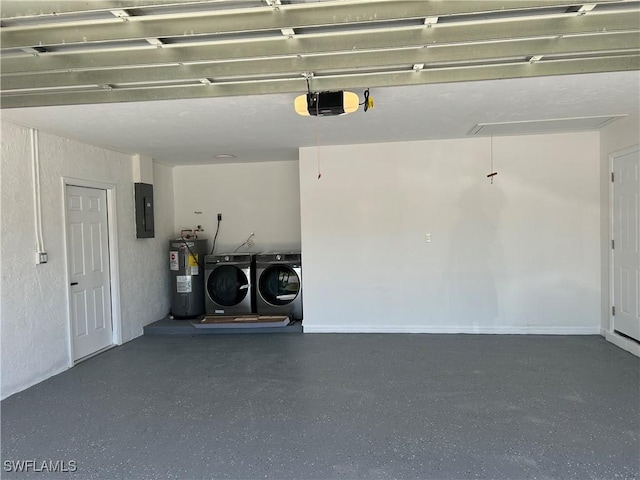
xmin=170 ymin=251 xmax=179 ymax=271
xmin=188 ymin=254 xmax=199 ymax=276
xmin=176 ymin=275 xmax=192 ymax=293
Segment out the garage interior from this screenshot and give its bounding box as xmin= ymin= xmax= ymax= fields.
xmin=1 ymin=1 xmax=639 ymax=478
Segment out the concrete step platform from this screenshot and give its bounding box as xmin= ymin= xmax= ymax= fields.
xmin=144 ymin=316 xmax=303 ymax=335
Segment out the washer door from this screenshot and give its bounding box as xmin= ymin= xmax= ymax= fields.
xmin=207 ymin=265 xmax=249 ymax=307
xmin=259 ymin=265 xmax=300 ymax=306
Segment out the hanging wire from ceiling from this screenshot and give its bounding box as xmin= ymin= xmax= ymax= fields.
xmin=487 ymin=134 xmax=498 ymax=184
xmin=305 ymin=75 xmax=322 ymax=180
xmin=316 ymin=111 xmax=322 ymax=180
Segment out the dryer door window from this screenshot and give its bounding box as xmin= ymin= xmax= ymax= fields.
xmin=259 ymin=265 xmax=300 ymax=306
xmin=207 ymin=265 xmax=249 ymax=307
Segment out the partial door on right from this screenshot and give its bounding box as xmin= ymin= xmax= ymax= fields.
xmin=612 ymin=147 xmax=640 ymax=342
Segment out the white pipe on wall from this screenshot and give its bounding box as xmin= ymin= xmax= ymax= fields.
xmin=30 ymin=128 xmax=45 ymax=263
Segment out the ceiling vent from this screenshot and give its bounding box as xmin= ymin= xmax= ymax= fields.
xmin=468 ymin=115 xmax=626 ymax=136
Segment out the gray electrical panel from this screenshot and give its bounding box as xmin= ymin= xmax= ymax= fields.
xmin=169 ymin=239 xmax=208 ymax=318
xmin=135 ymin=183 xmax=154 ymax=238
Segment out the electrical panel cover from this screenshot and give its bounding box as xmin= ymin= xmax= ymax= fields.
xmin=134 ymin=182 xmax=154 ymax=238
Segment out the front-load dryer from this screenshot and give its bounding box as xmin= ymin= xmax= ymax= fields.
xmin=255 ymin=252 xmax=302 ymax=321
xmin=205 ymin=253 xmax=253 ymax=315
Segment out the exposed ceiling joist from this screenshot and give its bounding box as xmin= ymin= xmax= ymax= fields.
xmin=3 ymin=10 xmax=637 ymax=75
xmin=2 ymin=55 xmax=637 ymax=109
xmin=0 ymin=0 xmax=629 ymax=50
xmin=3 ymin=32 xmax=638 ymax=91
xmin=1 ymin=0 xmax=638 ymax=109
xmin=0 ymin=0 xmax=235 ymax=19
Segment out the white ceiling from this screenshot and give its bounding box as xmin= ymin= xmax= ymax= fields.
xmin=2 ymin=70 xmax=639 ymax=165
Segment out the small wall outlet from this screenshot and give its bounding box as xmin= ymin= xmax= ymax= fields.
xmin=36 ymin=252 xmax=48 ymax=264
xmin=217 ymin=213 xmax=222 ymax=221
xmin=425 ymin=233 xmax=432 ymax=243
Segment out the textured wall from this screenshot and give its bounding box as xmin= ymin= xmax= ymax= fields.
xmin=300 ymin=133 xmax=601 ymax=333
xmin=0 ymin=121 xmax=174 ymax=399
xmin=150 ymin=161 xmax=175 ymax=320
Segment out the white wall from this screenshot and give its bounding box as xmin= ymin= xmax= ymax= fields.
xmin=173 ymin=161 xmax=300 ymax=253
xmin=599 ymin=115 xmax=640 ymax=354
xmin=152 ymin=162 xmax=176 ymax=315
xmin=0 ymin=121 xmax=174 ymax=399
xmin=300 ymin=133 xmax=601 ymax=333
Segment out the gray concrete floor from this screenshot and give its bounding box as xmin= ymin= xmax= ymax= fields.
xmin=1 ymin=334 xmax=639 ymax=480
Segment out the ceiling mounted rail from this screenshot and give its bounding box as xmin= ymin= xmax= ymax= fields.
xmin=2 ymin=55 xmax=637 ymax=108
xmin=0 ymin=0 xmax=631 ymax=49
xmin=3 ymin=10 xmax=637 ymax=74
xmin=1 ymin=0 xmax=638 ymax=109
xmin=3 ymin=32 xmax=639 ymax=92
xmin=0 ymin=0 xmax=250 ymax=19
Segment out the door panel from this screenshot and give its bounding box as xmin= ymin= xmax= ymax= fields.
xmin=69 ymin=222 xmax=84 ymax=275
xmin=73 ymin=290 xmax=88 ymax=337
xmin=90 ymin=222 xmax=103 ymax=272
xmin=93 ymin=286 xmax=106 ymax=330
xmin=66 ymin=185 xmax=113 ymax=360
xmin=613 ymin=149 xmax=640 ymax=341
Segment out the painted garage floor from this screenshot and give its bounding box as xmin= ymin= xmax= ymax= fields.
xmin=1 ymin=334 xmax=639 ymax=480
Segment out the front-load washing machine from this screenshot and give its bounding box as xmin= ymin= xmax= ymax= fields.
xmin=205 ymin=253 xmax=253 ymax=315
xmin=255 ymin=252 xmax=302 ymax=320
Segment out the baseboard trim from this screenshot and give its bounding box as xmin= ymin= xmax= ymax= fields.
xmin=303 ymin=325 xmax=601 ymax=335
xmin=602 ymin=329 xmax=640 ymax=357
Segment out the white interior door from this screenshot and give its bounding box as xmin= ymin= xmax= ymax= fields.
xmin=66 ymin=185 xmax=114 ymax=360
xmin=612 ymin=148 xmax=640 ymax=342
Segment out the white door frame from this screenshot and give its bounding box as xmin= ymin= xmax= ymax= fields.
xmin=607 ymin=145 xmax=640 ymax=357
xmin=62 ymin=177 xmax=123 ymax=366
